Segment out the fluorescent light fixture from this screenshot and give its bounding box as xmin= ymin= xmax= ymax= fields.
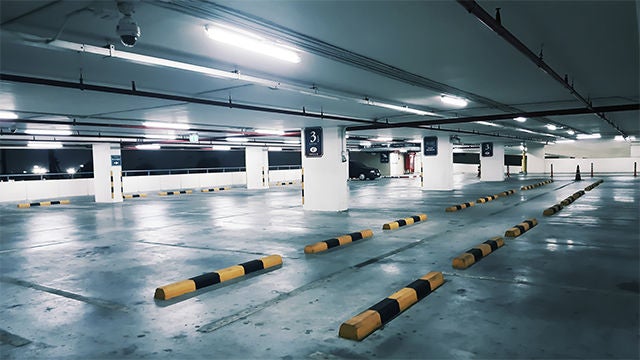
xmin=204 ymin=24 xmax=301 ymax=63
xmin=513 ymin=117 xmax=527 ymax=122
xmin=225 ymin=137 xmax=248 ymax=142
xmin=475 ymin=121 xmax=501 ymax=127
xmin=363 ymin=99 xmax=439 ymax=116
xmin=576 ymin=133 xmax=601 ymax=140
xmin=360 ymin=141 xmax=372 ymax=147
xmin=614 ymin=135 xmax=636 ymax=141
xmin=440 ymin=95 xmax=468 ymax=107
xmin=27 ymin=141 xmax=63 ymax=149
xmin=268 ymin=147 xmax=282 ymax=151
xmin=25 ymin=129 xmax=72 ymax=136
xmin=374 ymin=137 xmax=393 ymax=142
xmin=144 ymin=134 xmax=178 ymax=140
xmin=32 ymin=165 xmax=47 ymax=174
xmin=144 ymin=121 xmax=190 ymax=130
xmin=211 ymin=145 xmax=231 ymax=151
xmin=66 ymin=168 xmax=77 ymax=174
xmin=255 ymin=129 xmax=285 ymax=135
xmin=135 ymin=144 xmax=161 ymax=150
xmin=566 ymin=130 xmax=575 ymax=135
xmin=284 ymin=140 xmax=300 ymax=144
xmin=0 ymin=111 xmax=18 ymax=119
xmin=555 ymin=139 xmax=575 ymax=143
xmin=546 ymin=124 xmax=557 ymax=130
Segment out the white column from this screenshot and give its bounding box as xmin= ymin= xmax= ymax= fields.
xmin=245 ymin=147 xmax=269 ymax=190
xmin=389 ymin=152 xmax=404 ymax=176
xmin=92 ymin=143 xmax=123 ymax=203
xmin=480 ymin=142 xmax=504 ymax=182
xmin=301 ymin=127 xmax=348 ymax=211
xmin=421 ymin=134 xmax=453 ymax=190
xmin=526 ymin=144 xmax=545 ymax=174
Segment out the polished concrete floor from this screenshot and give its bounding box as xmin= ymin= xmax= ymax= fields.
xmin=1 ymin=174 xmax=638 ymax=359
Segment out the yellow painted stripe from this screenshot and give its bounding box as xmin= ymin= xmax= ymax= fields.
xmin=361 ymin=229 xmax=374 ymax=238
xmin=17 ymin=203 xmax=31 ymax=208
xmin=505 ymin=227 xmax=521 ymax=237
xmin=452 ymin=253 xmax=476 ymax=269
xmin=260 ymin=255 xmax=283 ymax=268
xmin=304 ymin=242 xmax=329 ymax=254
xmin=417 ymin=214 xmax=427 ymax=221
xmin=154 ymin=279 xmax=196 ymax=300
xmin=337 ymin=234 xmax=353 ymax=245
xmin=217 ymin=265 xmax=246 ymax=282
xmin=404 ymin=217 xmax=415 ymax=225
xmin=388 ymin=287 xmax=418 ymax=312
xmin=476 ymin=243 xmax=492 ymax=257
xmin=338 ymin=310 xmax=382 ymax=341
xmin=422 ymin=271 xmax=444 ymax=289
xmin=383 ymin=222 xmax=399 ymax=230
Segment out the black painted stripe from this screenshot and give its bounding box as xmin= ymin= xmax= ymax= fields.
xmin=240 ymin=259 xmax=264 ymax=274
xmin=51 ymin=201 xmax=61 ymax=205
xmin=324 ymin=238 xmax=340 ymax=249
xmin=455 ymin=205 xmax=463 ymax=210
xmin=524 ymin=220 xmax=535 ymax=228
xmin=190 ymin=272 xmax=221 ymax=289
xmin=349 ymin=232 xmax=364 ymax=241
xmin=412 ymin=215 xmax=421 ymax=222
xmin=30 ymin=202 xmax=41 ymax=206
xmin=483 ymin=239 xmax=498 ymax=251
xmin=369 ymin=298 xmax=401 ymax=325
xmin=515 ymin=224 xmax=526 ymax=233
xmin=466 ymin=248 xmax=484 ymax=262
xmin=465 ymin=202 xmax=472 ymax=207
xmin=397 ymin=219 xmax=407 ymax=226
xmin=405 ymin=279 xmax=432 ymax=300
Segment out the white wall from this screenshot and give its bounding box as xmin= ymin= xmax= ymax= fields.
xmin=269 ymin=169 xmax=301 ymax=182
xmin=123 ymin=172 xmax=246 ymax=193
xmin=0 ymin=178 xmax=94 ymax=203
xmin=0 ymin=170 xmax=302 ymax=203
xmin=546 ymin=157 xmax=639 ymax=174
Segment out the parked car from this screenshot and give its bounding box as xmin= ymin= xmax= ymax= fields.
xmin=349 ymin=161 xmax=381 ymax=180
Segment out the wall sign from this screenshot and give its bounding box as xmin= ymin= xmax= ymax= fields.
xmin=111 ymin=155 xmax=122 ymax=166
xmin=304 ymin=127 xmax=323 ymax=157
xmin=481 ymin=142 xmax=493 ymax=157
xmin=423 ymin=136 xmax=438 ymax=156
xmin=380 ymin=152 xmax=389 ymax=163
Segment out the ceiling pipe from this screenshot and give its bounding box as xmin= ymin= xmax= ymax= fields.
xmin=347 ymin=103 xmax=639 ymax=131
xmin=0 ymin=73 xmax=373 ymax=125
xmin=456 ymin=0 xmax=629 ymax=138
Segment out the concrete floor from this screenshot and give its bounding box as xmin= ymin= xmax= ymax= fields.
xmin=1 ymin=174 xmax=638 ymax=359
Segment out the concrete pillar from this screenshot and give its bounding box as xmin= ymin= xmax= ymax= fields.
xmin=245 ymin=147 xmax=269 ymax=189
xmin=480 ymin=142 xmax=504 ymax=182
xmin=301 ymin=127 xmax=348 ymax=211
xmin=526 ymin=144 xmax=545 ymax=174
xmin=92 ymin=143 xmax=123 ymax=203
xmin=389 ymin=152 xmax=404 ymax=176
xmin=421 ymin=134 xmax=453 ymax=190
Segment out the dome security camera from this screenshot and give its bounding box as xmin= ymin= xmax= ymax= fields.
xmin=116 ymin=15 xmax=140 ymax=47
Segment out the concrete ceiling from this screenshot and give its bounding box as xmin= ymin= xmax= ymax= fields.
xmin=0 ymin=0 xmax=638 ymax=151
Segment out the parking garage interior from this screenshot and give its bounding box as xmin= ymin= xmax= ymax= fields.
xmin=1 ymin=1 xmax=639 ymax=359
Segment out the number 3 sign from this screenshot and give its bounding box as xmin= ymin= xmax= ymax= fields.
xmin=304 ymin=127 xmax=323 ymax=157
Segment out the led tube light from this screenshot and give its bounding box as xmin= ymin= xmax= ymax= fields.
xmin=25 ymin=129 xmax=72 ymax=136
xmin=204 ymin=24 xmax=301 ymax=63
xmin=27 ymin=141 xmax=63 ymax=148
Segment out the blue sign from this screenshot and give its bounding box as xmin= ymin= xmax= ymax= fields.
xmin=423 ymin=136 xmax=438 ymax=156
xmin=304 ymin=127 xmax=323 ymax=157
xmin=111 ymin=155 xmax=122 ymax=166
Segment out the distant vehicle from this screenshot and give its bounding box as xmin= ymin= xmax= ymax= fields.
xmin=349 ymin=161 xmax=381 ymax=180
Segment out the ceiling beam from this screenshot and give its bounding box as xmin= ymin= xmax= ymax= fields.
xmin=457 ymin=0 xmax=628 ymax=137
xmin=347 ymin=103 xmax=640 ymax=131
